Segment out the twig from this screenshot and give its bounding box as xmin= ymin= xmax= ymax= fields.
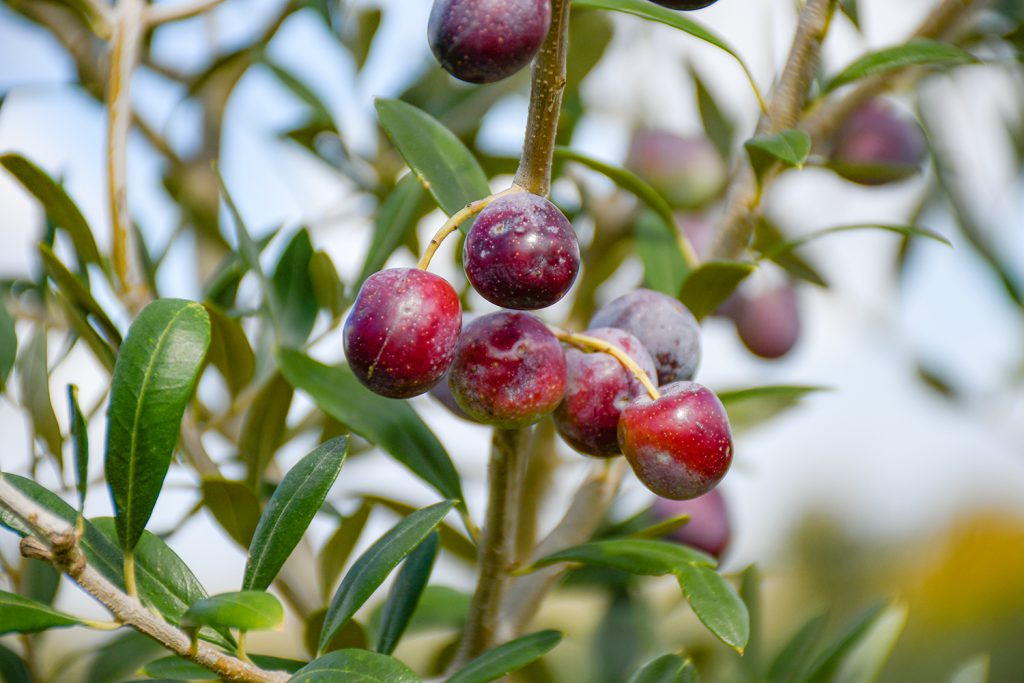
xmin=0 ymin=477 xmax=290 ymax=683
xmin=513 ymin=0 xmax=572 ymax=196
xmin=454 ymin=428 xmax=530 ymax=664
xmin=146 ymin=0 xmax=226 ymax=26
xmin=502 ymin=459 xmax=627 ymax=635
xmin=417 ymin=186 xmax=524 ymax=270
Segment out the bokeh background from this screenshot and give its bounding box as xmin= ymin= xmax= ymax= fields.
xmin=0 ymin=0 xmax=1022 ymax=680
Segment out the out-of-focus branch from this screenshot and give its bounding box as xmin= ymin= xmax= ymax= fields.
xmin=502 ymin=459 xmax=627 ymax=635
xmin=146 ymin=0 xmax=226 ymax=26
xmin=0 ymin=477 xmax=290 ymax=683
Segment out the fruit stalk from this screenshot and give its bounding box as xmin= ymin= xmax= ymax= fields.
xmin=513 ymin=0 xmax=572 ymax=196
xmin=416 ymin=186 xmax=524 ymax=271
xmin=454 ymin=428 xmax=530 ymax=663
xmin=553 ymin=329 xmax=662 ymax=400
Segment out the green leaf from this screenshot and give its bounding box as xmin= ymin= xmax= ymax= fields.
xmin=676 ymin=563 xmax=749 ymax=652
xmin=949 ymin=654 xmax=990 ymax=683
xmin=529 ymin=539 xmax=716 ymax=575
xmin=204 ymin=304 xmax=255 ymax=396
xmin=0 ymin=590 xmax=81 ymax=634
xmin=201 ymin=478 xmax=262 ymax=548
xmin=105 ymin=298 xmax=211 ymax=552
xmin=85 ymin=631 xmax=166 ymax=683
xmin=554 ymin=148 xmax=692 ymax=276
xmin=379 ymin=585 xmax=471 ymax=636
xmin=759 ymin=224 xmax=951 ymax=262
xmin=0 ymin=298 xmax=16 ymax=392
xmin=320 ymin=502 xmax=373 ymax=599
xmin=627 ymin=654 xmax=694 ymax=683
xmin=271 ymin=228 xmax=318 ymax=347
xmin=447 ymin=630 xmax=562 ymax=683
xmin=768 ymin=612 xmax=829 ymax=683
xmin=362 ymin=495 xmax=476 ymax=563
xmin=825 ymin=39 xmax=976 ymax=93
xmin=19 ymin=329 xmax=63 ymax=466
xmin=22 ymin=558 xmax=60 ymax=606
xmin=634 ymin=211 xmax=689 ymax=296
xmin=839 ymin=0 xmax=860 ymax=29
xmin=739 ymin=565 xmax=762 ymax=677
xmin=320 ymin=500 xmax=455 ymax=652
xmin=0 ymin=642 xmax=31 ymax=683
xmin=243 ymin=437 xmax=349 ymax=592
xmin=745 ymin=129 xmax=812 ymax=183
xmin=692 ymin=65 xmax=735 ymax=160
xmin=375 ymin=98 xmax=490 ymax=217
xmin=376 ymin=532 xmax=439 ymax=655
xmin=680 ymin=260 xmax=756 ymax=320
xmin=182 ymin=591 xmax=283 ymax=631
xmin=310 ymin=250 xmax=348 ymax=319
xmin=819 ymin=603 xmax=907 ymax=683
xmin=357 ymin=174 xmax=429 ymax=289
xmin=752 ymin=218 xmax=829 ymax=288
xmin=239 ymin=372 xmax=294 ymax=489
xmin=628 ymin=513 xmax=690 ymax=540
xmin=1 ymin=153 xmax=102 ymax=267
xmin=572 ymin=0 xmax=763 ymax=106
xmin=278 ymin=348 xmax=464 ymax=507
xmin=716 ymin=385 xmax=827 ymax=433
xmin=292 ymin=649 xmax=420 ymax=683
xmin=38 ymin=243 xmax=122 ymax=347
xmin=344 ymin=8 xmax=383 ymax=70
xmin=799 ymin=603 xmax=889 ymax=683
xmin=142 ymin=654 xmax=304 ymax=680
xmin=67 ymin=384 xmax=89 ymax=514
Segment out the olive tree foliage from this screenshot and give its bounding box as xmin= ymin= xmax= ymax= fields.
xmin=0 ymin=0 xmax=1020 ymax=681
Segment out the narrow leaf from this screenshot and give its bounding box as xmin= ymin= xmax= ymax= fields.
xmin=949 ymin=654 xmax=990 ymax=683
xmin=271 ymin=228 xmax=318 ymax=347
xmin=447 ymin=630 xmax=563 ymax=683
xmin=357 ymin=174 xmax=429 ymax=288
xmin=717 ymin=385 xmax=827 ymax=432
xmin=243 ymin=437 xmax=349 ymax=592
xmin=240 ymin=372 xmax=294 ymax=489
xmin=292 ymin=649 xmax=420 ymax=683
xmin=362 ymin=495 xmax=476 ymax=563
xmin=768 ymin=612 xmax=829 ymax=683
xmin=634 ymin=211 xmax=689 ymax=296
xmin=0 ymin=642 xmax=31 ymax=683
xmin=0 ymin=590 xmax=81 ymax=634
xmin=692 ymin=66 xmax=735 ymax=159
xmin=105 ymin=299 xmax=211 ymax=552
xmin=320 ymin=501 xmax=455 ymax=652
xmin=680 ymin=260 xmax=756 ymax=320
xmin=310 ymin=250 xmax=347 ymax=319
xmin=676 ymin=563 xmax=749 ymax=652
xmin=745 ymin=129 xmax=812 ymax=182
xmin=826 ymin=39 xmax=976 ymax=92
xmin=752 ymin=218 xmax=829 ymax=288
xmin=19 ymin=329 xmax=63 ymax=466
xmin=799 ymin=603 xmax=889 ymax=683
xmin=0 ymin=298 xmax=16 ymax=391
xmin=38 ymin=244 xmax=122 ymax=346
xmin=204 ymin=304 xmax=255 ymax=396
xmin=182 ymin=591 xmax=283 ymax=631
xmin=1 ymin=154 xmax=102 ymax=266
xmin=760 ymin=224 xmax=951 ymax=261
xmin=278 ymin=349 xmax=464 ymax=507
xmin=627 ymin=654 xmax=692 ymax=683
xmin=529 ymin=539 xmax=715 ymax=576
xmin=375 ymin=98 xmax=490 ymax=217
xmin=376 ymin=532 xmax=439 ymax=655
xmin=320 ymin=502 xmax=373 ymax=599
xmin=67 ymin=384 xmax=89 ymax=513
xmin=821 ymin=602 xmax=907 ymax=683
xmin=202 ymin=478 xmax=262 ymax=548
xmin=85 ymin=632 xmax=166 ymax=683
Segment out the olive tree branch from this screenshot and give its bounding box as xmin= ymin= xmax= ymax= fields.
xmin=146 ymin=0 xmax=227 ymax=26
xmin=0 ymin=477 xmax=290 ymax=683
xmin=513 ymin=0 xmax=572 ymax=196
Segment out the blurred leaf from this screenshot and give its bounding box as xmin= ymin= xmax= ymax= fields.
xmin=310 ymin=250 xmax=347 ymax=319
xmin=369 ymin=585 xmax=472 ymax=637
xmin=278 ymin=349 xmax=464 ymax=507
xmin=85 ymin=631 xmax=166 ymax=683
xmin=356 ymin=174 xmax=430 ymax=289
xmin=739 ymin=565 xmax=762 ymax=677
xmin=628 ymin=513 xmax=690 ymax=540
xmin=752 ymin=218 xmax=829 ymax=288
xmin=825 ymin=39 xmax=976 ymax=92
xmin=50 ymin=289 xmax=117 ymax=371
xmin=344 ymin=8 xmax=383 ymax=70
xmin=182 ymin=591 xmax=283 ymax=631
xmin=676 ymin=563 xmax=749 ymax=652
xmin=745 ymin=130 xmax=812 ymax=183
xmin=627 ymin=654 xmax=696 ymax=683
xmin=106 ymin=299 xmax=211 ymax=552
xmin=768 ymin=612 xmax=829 ymax=683
xmin=839 ymin=0 xmax=860 ymax=29
xmin=375 ymin=98 xmax=490 ymax=218
xmin=0 ymin=642 xmax=31 ymax=683
xmin=717 ymin=385 xmax=826 ymax=432
xmin=594 ymin=590 xmax=645 ymax=683
xmin=1 ymin=154 xmax=102 ymax=268
xmin=306 ymin=610 xmax=369 ymax=657
xmin=916 ymin=362 xmax=958 ymax=400
xmin=243 ymin=437 xmax=349 ymax=592
xmin=271 ymin=228 xmax=318 ymax=347
xmin=292 ymin=649 xmax=420 ymax=683
xmin=19 ymin=329 xmax=63 ymax=466
xmin=363 ymin=495 xmax=476 ymax=563
xmin=680 ymin=260 xmax=756 ymax=320
xmin=204 ymin=304 xmax=255 ymax=396
xmin=529 ymin=539 xmax=716 ymax=575
xmin=22 ymin=558 xmax=60 ymax=606
xmin=634 ymin=211 xmax=688 ymax=296
xmin=447 ymin=630 xmax=563 ymax=683
xmin=949 ymin=654 xmax=990 ymax=683
xmin=824 ymin=602 xmax=906 ymax=683
xmin=38 ymin=243 xmax=122 ymax=346
xmin=320 ymin=502 xmax=373 ymax=599
xmin=0 ymin=298 xmax=15 ymax=391
xmin=240 ymin=372 xmax=294 ymax=489
xmin=263 ymin=60 xmax=335 ymax=126
xmin=799 ymin=603 xmax=890 ymax=683
xmin=67 ymin=384 xmax=89 ymax=514
xmin=320 ymin=501 xmax=455 ymax=652
xmin=691 ymin=65 xmax=735 ymax=159
xmin=566 ymin=10 xmax=614 ymax=93
xmin=201 ymin=478 xmax=262 ymax=548
xmin=760 ymin=224 xmax=950 ymax=261
xmin=573 ymin=0 xmax=761 ymax=104
xmin=0 ymin=590 xmax=81 ymax=634
xmin=143 ymin=654 xmax=304 ymax=680
xmin=376 ymin=532 xmax=439 ymax=655
xmin=554 ymin=147 xmax=691 ymax=276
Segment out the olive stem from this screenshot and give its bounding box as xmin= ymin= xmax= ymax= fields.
xmin=552 ymin=329 xmax=661 ymax=400
xmin=416 ymin=186 xmax=524 ymax=271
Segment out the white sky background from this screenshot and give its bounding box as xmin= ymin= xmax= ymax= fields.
xmin=0 ymin=0 xmax=1022 ymax=659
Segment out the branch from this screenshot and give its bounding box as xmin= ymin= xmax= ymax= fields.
xmin=0 ymin=477 xmax=289 ymax=683
xmin=146 ymin=0 xmax=226 ymax=26
xmin=454 ymin=428 xmax=530 ymax=664
xmin=513 ymin=0 xmax=572 ymax=196
xmin=502 ymin=459 xmax=627 ymax=635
